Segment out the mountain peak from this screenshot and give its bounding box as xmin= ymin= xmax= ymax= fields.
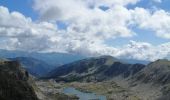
xmin=98 ymin=55 xmax=114 ymax=58
xmin=46 ymin=55 xmax=145 ymax=82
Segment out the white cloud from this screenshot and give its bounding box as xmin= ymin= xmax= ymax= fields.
xmin=33 ymin=0 xmax=170 ymax=40
xmin=33 ymin=0 xmax=140 ymax=20
xmin=0 ymin=6 xmax=61 ymax=52
xmin=64 ymin=40 xmax=170 ymax=61
xmin=33 ymin=0 xmax=137 ymax=40
xmin=132 ymin=8 xmax=170 ymax=39
xmin=90 ymin=40 xmax=170 ymax=61
xmin=97 ymin=41 xmax=170 ymax=61
xmin=0 ymin=6 xmax=114 ymax=54
xmin=1 ymin=0 xmax=170 ymax=61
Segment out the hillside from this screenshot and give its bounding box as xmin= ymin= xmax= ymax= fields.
xmin=47 ymin=56 xmax=145 ymax=82
xmin=45 ymin=56 xmax=170 ymax=100
xmin=129 ymin=59 xmax=170 ymax=100
xmin=1 ymin=55 xmax=170 ymax=100
xmin=132 ymin=59 xmax=170 ymax=84
xmin=0 ymin=60 xmax=38 ymax=100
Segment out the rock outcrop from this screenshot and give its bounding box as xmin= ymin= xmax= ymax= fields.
xmin=0 ymin=60 xmax=38 ymax=100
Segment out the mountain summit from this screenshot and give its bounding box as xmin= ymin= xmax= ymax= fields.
xmin=46 ymin=56 xmax=145 ymax=82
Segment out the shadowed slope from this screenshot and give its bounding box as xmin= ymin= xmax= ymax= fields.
xmin=0 ymin=60 xmax=38 ymax=100
xmin=47 ymin=56 xmax=145 ymax=82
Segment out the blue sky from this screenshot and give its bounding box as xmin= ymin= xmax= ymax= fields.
xmin=0 ymin=0 xmax=38 ymax=20
xmin=0 ymin=0 xmax=170 ymax=60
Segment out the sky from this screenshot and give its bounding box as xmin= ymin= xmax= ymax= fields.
xmin=0 ymin=0 xmax=170 ymax=61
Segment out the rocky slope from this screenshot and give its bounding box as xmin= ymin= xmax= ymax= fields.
xmin=45 ymin=56 xmax=170 ymax=100
xmin=46 ymin=56 xmax=145 ymax=82
xmin=129 ymin=59 xmax=170 ymax=100
xmin=0 ymin=59 xmax=79 ymax=100
xmin=0 ymin=60 xmax=38 ymax=100
xmin=132 ymin=59 xmax=170 ymax=84
xmin=2 ymin=55 xmax=170 ymax=100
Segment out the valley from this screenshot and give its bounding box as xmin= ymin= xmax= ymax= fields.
xmin=34 ymin=78 xmax=162 ymax=100
xmin=1 ymin=55 xmax=170 ymax=100
xmin=34 ymin=80 xmax=137 ymax=100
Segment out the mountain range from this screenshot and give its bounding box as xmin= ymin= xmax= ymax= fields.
xmin=44 ymin=56 xmax=170 ymax=99
xmin=46 ymin=56 xmax=145 ymax=82
xmin=0 ymin=49 xmax=85 ymax=66
xmin=1 ymin=49 xmax=170 ymax=99
xmin=0 ymin=49 xmax=150 ymax=65
xmin=0 ymin=49 xmax=150 ymax=77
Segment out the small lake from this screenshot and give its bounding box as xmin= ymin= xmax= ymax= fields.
xmin=62 ymin=87 xmax=107 ymax=100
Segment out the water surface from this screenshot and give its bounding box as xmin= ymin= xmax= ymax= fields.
xmin=63 ymin=87 xmax=107 ymax=100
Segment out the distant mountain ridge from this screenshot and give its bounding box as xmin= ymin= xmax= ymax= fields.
xmin=46 ymin=56 xmax=145 ymax=82
xmin=0 ymin=49 xmax=150 ymax=66
xmin=0 ymin=49 xmax=86 ymax=66
xmin=9 ymin=57 xmax=54 ymax=77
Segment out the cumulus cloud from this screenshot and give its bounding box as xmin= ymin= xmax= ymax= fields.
xmin=33 ymin=0 xmax=137 ymax=40
xmin=33 ymin=0 xmax=140 ymax=21
xmin=64 ymin=40 xmax=170 ymax=61
xmin=0 ymin=6 xmax=114 ymax=54
xmin=0 ymin=0 xmax=170 ymax=61
xmin=0 ymin=6 xmax=60 ymax=52
xmin=114 ymin=41 xmax=170 ymax=61
xmin=132 ymin=8 xmax=170 ymax=39
xmin=33 ymin=0 xmax=170 ymax=40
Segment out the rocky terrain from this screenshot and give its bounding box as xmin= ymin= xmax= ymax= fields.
xmin=46 ymin=56 xmax=145 ymax=82
xmin=44 ymin=56 xmax=170 ymax=100
xmin=0 ymin=59 xmax=79 ymax=100
xmin=130 ymin=59 xmax=170 ymax=100
xmin=34 ymin=80 xmax=79 ymax=100
xmin=0 ymin=60 xmax=38 ymax=100
xmin=1 ymin=55 xmax=170 ymax=100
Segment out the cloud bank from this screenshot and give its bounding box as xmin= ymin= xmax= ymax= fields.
xmin=0 ymin=0 xmax=170 ymax=61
